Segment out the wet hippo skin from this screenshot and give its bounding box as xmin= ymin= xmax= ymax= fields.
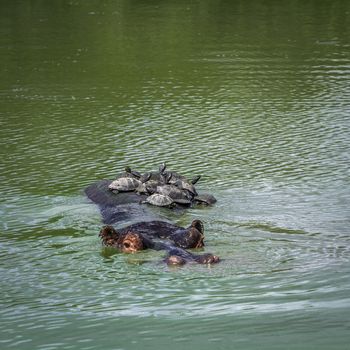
xmin=99 ymin=224 xmax=220 ymax=265
xmin=85 ymin=180 xmax=220 ymax=265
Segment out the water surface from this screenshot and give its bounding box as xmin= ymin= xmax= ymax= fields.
xmin=1 ymin=1 xmax=350 ymax=349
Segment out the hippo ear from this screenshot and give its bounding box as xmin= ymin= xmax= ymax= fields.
xmin=191 ymin=220 xmax=204 ymax=234
xmin=99 ymin=225 xmax=119 ymax=238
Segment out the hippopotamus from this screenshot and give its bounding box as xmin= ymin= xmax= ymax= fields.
xmin=85 ymin=178 xmax=220 ymax=265
xmin=99 ymin=223 xmax=219 ymax=265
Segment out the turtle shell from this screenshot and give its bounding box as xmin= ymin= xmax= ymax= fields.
xmin=108 ymin=177 xmax=141 ymax=192
xmin=194 ymin=193 xmax=217 ymax=205
xmin=175 ymin=180 xmax=198 ymax=196
xmin=135 ymin=182 xmax=148 ymax=195
xmin=172 ymin=198 xmax=192 ymax=205
xmin=155 ymin=185 xmax=192 ymax=205
xmin=146 ymin=193 xmax=174 ymax=207
xmin=166 ymin=171 xmax=186 ymax=184
xmin=145 ymin=180 xmax=161 ymax=194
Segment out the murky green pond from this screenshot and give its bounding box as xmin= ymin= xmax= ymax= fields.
xmin=1 ymin=1 xmax=350 ymax=349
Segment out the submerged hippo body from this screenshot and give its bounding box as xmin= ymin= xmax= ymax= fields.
xmin=85 ymin=179 xmax=147 ymax=208
xmin=85 ymin=179 xmax=154 ymax=224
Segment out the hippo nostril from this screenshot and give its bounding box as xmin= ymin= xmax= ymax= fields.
xmin=166 ymin=255 xmax=186 ymax=265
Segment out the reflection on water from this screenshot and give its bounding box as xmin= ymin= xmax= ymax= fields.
xmin=1 ymin=0 xmax=350 ymax=349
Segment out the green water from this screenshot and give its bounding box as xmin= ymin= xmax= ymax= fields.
xmin=1 ymin=0 xmax=350 ymax=349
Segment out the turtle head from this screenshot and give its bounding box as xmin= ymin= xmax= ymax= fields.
xmin=191 ymin=175 xmax=201 ymax=185
xmin=164 ymin=171 xmax=172 ymax=184
xmin=125 ymin=166 xmax=141 ymax=178
xmin=174 ymin=179 xmax=183 ymax=189
xmin=140 ymin=172 xmax=152 ymax=183
xmin=159 ymin=162 xmax=167 ymax=174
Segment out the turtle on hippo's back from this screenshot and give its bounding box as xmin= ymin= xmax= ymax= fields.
xmin=108 ymin=177 xmax=141 ymax=192
xmin=194 ymin=193 xmax=217 ymax=205
xmin=143 ymin=193 xmax=175 ymax=208
xmin=155 ymin=184 xmax=192 ymax=205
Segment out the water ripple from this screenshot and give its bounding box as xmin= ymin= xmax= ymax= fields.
xmin=1 ymin=1 xmax=350 ymax=348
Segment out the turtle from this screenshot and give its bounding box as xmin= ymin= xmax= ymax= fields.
xmin=174 ymin=179 xmax=198 ymax=197
xmin=139 ymin=172 xmax=152 ymax=183
xmin=155 ymin=184 xmax=192 ymax=205
xmin=138 ymin=163 xmax=167 ymax=183
xmin=139 ymin=171 xmax=165 ymax=183
xmin=124 ymin=166 xmax=141 ymax=179
xmin=108 ymin=177 xmax=141 ymax=192
xmin=114 ymin=166 xmax=141 ymax=180
xmin=162 ymin=171 xmax=173 ymax=184
xmin=135 ymin=180 xmax=160 ymax=195
xmin=144 ymin=180 xmax=162 ymax=194
xmin=135 ymin=182 xmax=148 ymax=195
xmin=193 ymin=193 xmax=217 ymax=205
xmin=165 ymin=171 xmax=187 ymax=184
xmin=158 ymin=162 xmax=167 ymax=175
xmin=135 ymin=176 xmax=164 ymax=195
xmin=142 ymin=193 xmax=175 ymax=207
xmin=166 ymin=171 xmax=201 ymax=189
